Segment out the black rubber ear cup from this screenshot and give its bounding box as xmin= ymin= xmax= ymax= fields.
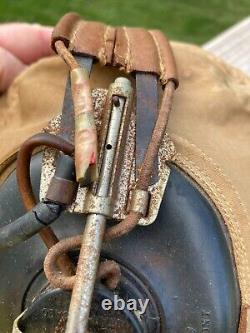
xmin=0 ymin=155 xmax=240 ymax=332
xmin=103 ymin=165 xmax=241 ymax=332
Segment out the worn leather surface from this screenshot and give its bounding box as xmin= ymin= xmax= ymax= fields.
xmin=52 ymin=13 xmax=178 ymax=85
xmin=52 ymin=13 xmax=116 ymax=65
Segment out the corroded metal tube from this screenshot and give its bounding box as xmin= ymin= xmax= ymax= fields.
xmin=71 ymin=67 xmax=98 ymax=183
xmin=65 ymin=78 xmax=133 ymax=333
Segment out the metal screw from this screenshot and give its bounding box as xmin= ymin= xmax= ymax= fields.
xmin=112 ymin=95 xmax=120 ymax=107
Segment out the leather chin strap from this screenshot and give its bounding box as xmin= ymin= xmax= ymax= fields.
xmin=52 ymin=12 xmax=179 ymax=186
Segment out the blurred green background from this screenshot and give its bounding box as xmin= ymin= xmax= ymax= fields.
xmin=0 ymin=0 xmax=249 ymax=45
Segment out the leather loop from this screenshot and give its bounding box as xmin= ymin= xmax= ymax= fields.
xmin=113 ymin=27 xmax=160 ymax=74
xmin=51 ymin=13 xmax=178 ymax=86
xmin=52 ymin=12 xmax=81 ymax=51
xmin=149 ymin=30 xmax=179 ymax=87
xmin=69 ymin=21 xmax=115 ymax=64
xmin=52 ymin=13 xmax=116 ymax=65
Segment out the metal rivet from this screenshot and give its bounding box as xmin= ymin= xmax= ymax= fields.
xmin=112 ymin=95 xmax=120 ymax=107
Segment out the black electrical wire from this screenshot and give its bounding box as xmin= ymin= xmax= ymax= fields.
xmin=0 ymin=202 xmax=62 ymax=250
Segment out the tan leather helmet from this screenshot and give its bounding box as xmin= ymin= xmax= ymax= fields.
xmin=0 ymin=13 xmax=250 ymax=333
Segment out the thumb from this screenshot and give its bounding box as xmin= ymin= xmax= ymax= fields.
xmin=0 ymin=23 xmax=53 ymax=64
xmin=0 ymin=47 xmax=26 ymax=92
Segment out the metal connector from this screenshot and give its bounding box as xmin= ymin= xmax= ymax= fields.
xmin=130 ymin=189 xmax=150 ymax=217
xmin=84 ymin=193 xmax=113 ymax=217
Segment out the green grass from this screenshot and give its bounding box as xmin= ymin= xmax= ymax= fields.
xmin=0 ymin=0 xmax=249 ymax=44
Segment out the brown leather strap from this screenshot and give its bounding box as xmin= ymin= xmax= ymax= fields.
xmin=149 ymin=30 xmax=179 ymax=87
xmin=52 ymin=12 xmax=81 ymax=50
xmin=136 ymin=73 xmax=159 ymax=183
xmin=52 ymin=12 xmax=116 ymax=65
xmin=113 ymin=27 xmax=159 ymax=74
xmin=51 ymin=12 xmax=178 ymax=86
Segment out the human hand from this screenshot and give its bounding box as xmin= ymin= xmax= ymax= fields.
xmin=0 ymin=23 xmax=53 ymax=92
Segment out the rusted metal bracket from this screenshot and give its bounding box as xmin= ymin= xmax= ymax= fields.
xmin=40 ymin=93 xmax=175 ymax=226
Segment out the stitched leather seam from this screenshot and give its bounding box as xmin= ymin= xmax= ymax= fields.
xmin=123 ymin=27 xmax=132 ymax=73
xmin=98 ymin=25 xmax=109 ymax=65
xmin=171 ymin=136 xmax=250 ymax=306
xmin=174 ymin=135 xmax=250 ymax=231
xmin=69 ymin=20 xmax=84 ymax=51
xmin=110 ymin=27 xmax=117 ymax=66
xmin=149 ymin=31 xmax=166 ymax=84
xmin=175 ymin=154 xmax=250 ymax=304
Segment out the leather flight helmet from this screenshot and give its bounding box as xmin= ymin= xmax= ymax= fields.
xmin=0 ymin=12 xmax=250 ymax=333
